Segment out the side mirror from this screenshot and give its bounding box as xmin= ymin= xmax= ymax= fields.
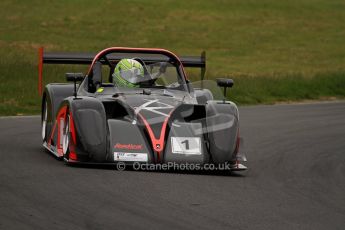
xmin=216 ymin=78 xmax=234 ymax=103
xmin=66 ymin=73 xmax=85 ymax=98
xmin=216 ymin=78 xmax=234 ymax=88
xmin=66 ymin=73 xmax=85 ymax=82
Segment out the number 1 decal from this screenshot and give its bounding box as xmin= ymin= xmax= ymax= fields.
xmin=171 ymin=137 xmax=201 ymax=155
xmin=181 ymin=139 xmax=189 ymax=150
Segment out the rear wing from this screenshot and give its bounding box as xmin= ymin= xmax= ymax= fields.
xmin=38 ymin=47 xmax=206 ymax=95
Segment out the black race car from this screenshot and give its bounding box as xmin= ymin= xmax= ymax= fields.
xmin=39 ymin=47 xmax=247 ymax=170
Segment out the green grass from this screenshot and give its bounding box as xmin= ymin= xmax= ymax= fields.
xmin=229 ymin=72 xmax=345 ymax=104
xmin=0 ymin=0 xmax=345 ymax=115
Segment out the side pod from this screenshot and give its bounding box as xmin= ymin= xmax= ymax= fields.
xmin=67 ymin=97 xmax=107 ymax=162
xmin=206 ymin=101 xmax=239 ymax=163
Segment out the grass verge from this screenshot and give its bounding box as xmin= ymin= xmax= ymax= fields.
xmin=0 ymin=0 xmax=344 ymax=115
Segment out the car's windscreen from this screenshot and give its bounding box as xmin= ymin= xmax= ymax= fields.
xmin=97 ymin=53 xmax=187 ymax=92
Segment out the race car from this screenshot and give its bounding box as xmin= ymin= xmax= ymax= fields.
xmin=38 ymin=47 xmax=247 ymax=170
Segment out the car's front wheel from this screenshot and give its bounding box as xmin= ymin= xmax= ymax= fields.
xmin=62 ymin=114 xmax=70 ymax=158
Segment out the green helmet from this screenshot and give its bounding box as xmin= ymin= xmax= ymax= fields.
xmin=112 ymin=59 xmax=144 ymax=87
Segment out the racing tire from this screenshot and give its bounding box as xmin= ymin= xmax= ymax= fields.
xmin=41 ymin=98 xmax=48 ymax=142
xmin=62 ymin=113 xmax=70 ymax=159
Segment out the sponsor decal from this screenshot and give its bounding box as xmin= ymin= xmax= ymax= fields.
xmin=114 ymin=143 xmax=143 ymax=150
xmin=114 ymin=152 xmax=148 ymax=162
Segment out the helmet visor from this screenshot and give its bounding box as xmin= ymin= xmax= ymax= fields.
xmin=116 ymin=67 xmax=144 ymax=84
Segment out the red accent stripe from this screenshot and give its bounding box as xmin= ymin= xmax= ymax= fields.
xmin=69 ymin=112 xmax=76 ymax=144
xmin=69 ymin=152 xmax=77 ymax=160
xmin=38 ymin=47 xmax=43 ymax=96
xmin=137 ymin=111 xmax=173 ymax=162
xmin=48 ymin=108 xmax=77 ymax=159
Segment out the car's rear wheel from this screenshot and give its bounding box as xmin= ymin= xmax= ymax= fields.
xmin=42 ymin=100 xmax=48 ymax=142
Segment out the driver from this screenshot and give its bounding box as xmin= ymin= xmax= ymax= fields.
xmin=112 ymin=59 xmax=144 ymax=87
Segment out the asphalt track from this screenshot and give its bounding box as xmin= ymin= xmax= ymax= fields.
xmin=0 ymin=101 xmax=344 ymax=230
